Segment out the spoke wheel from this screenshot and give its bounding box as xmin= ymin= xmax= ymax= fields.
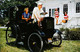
xmin=28 ymin=33 xmax=43 ymax=52
xmin=6 ymin=27 xmax=17 ymax=45
xmin=52 ymin=32 xmax=62 ymax=46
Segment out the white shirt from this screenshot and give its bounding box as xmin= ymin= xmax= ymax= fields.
xmin=32 ymin=7 xmax=44 ymax=21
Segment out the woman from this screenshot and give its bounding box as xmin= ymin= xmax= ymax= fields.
xmin=22 ymin=7 xmax=31 ymax=21
xmin=62 ymin=12 xmax=68 ymax=23
xmin=55 ymin=8 xmax=59 ymax=25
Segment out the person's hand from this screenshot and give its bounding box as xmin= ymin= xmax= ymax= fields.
xmin=29 ymin=22 xmax=31 ymax=24
xmin=28 ymin=18 xmax=31 ymax=20
xmin=26 ymin=18 xmax=28 ymax=22
xmin=33 ymin=20 xmax=35 ymax=23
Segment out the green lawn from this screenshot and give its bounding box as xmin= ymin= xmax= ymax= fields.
xmin=0 ymin=28 xmax=80 ymax=52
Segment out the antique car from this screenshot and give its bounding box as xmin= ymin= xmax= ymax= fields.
xmin=5 ymin=5 xmax=62 ymax=52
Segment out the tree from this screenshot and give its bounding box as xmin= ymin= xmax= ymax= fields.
xmin=0 ymin=0 xmax=31 ymax=10
xmin=0 ymin=0 xmax=38 ymax=26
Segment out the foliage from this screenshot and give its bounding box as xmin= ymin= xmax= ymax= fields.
xmin=70 ymin=28 xmax=80 ymax=31
xmin=60 ymin=28 xmax=65 ymax=32
xmin=0 ymin=17 xmax=9 ymax=26
xmin=60 ymin=28 xmax=80 ymax=40
xmin=0 ymin=18 xmax=4 ymax=26
xmin=0 ymin=0 xmax=31 ymax=10
xmin=68 ymin=30 xmax=80 ymax=40
xmin=64 ymin=28 xmax=70 ymax=39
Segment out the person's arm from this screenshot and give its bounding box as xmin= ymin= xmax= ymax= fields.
xmin=32 ymin=8 xmax=36 ymax=19
xmin=28 ymin=13 xmax=31 ymax=20
xmin=40 ymin=8 xmax=48 ymax=15
xmin=33 ymin=8 xmax=40 ymax=21
xmin=67 ymin=15 xmax=69 ymax=20
xmin=22 ymin=15 xmax=27 ymax=20
xmin=22 ymin=13 xmax=28 ymax=21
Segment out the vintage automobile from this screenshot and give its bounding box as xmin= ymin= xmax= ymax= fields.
xmin=5 ymin=5 xmax=62 ymax=52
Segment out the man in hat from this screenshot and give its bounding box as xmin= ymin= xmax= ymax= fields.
xmin=32 ymin=2 xmax=47 ymax=27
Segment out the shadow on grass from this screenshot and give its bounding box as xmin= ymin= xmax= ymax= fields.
xmin=6 ymin=42 xmax=30 ymax=51
xmin=43 ymin=44 xmax=61 ymax=51
xmin=6 ymin=41 xmax=61 ymax=52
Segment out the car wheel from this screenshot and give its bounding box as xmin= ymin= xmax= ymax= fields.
xmin=28 ymin=33 xmax=43 ymax=52
xmin=51 ymin=31 xmax=62 ymax=47
xmin=6 ymin=26 xmax=17 ymax=45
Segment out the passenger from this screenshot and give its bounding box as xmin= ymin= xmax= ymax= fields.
xmin=22 ymin=7 xmax=31 ymax=22
xmin=32 ymin=2 xmax=47 ymax=27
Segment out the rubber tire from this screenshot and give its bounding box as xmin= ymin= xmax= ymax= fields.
xmin=6 ymin=26 xmax=17 ymax=45
xmin=28 ymin=33 xmax=43 ymax=52
xmin=52 ymin=33 xmax=62 ymax=47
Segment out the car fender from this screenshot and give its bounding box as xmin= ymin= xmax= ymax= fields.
xmin=35 ymin=30 xmax=45 ymax=37
xmin=54 ymin=29 xmax=62 ymax=35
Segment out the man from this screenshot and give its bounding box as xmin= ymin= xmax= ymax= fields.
xmin=22 ymin=7 xmax=31 ymax=22
xmin=55 ymin=8 xmax=59 ymax=25
xmin=32 ymin=2 xmax=47 ymax=26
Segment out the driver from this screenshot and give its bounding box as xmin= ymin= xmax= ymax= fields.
xmin=22 ymin=7 xmax=31 ymax=22
xmin=32 ymin=2 xmax=47 ymax=27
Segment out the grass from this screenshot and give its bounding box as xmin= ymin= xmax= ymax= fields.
xmin=0 ymin=28 xmax=80 ymax=52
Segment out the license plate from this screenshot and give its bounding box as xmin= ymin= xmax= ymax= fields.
xmin=48 ymin=38 xmax=52 ymax=43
